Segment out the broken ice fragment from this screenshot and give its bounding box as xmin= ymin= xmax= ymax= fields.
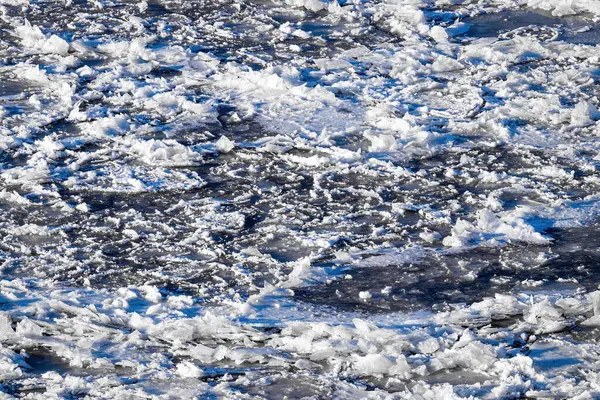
xmin=216 ymin=136 xmax=235 ymax=153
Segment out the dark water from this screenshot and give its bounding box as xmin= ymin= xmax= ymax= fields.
xmin=462 ymin=10 xmax=600 ymax=45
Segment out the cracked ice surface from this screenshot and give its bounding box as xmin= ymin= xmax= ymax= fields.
xmin=2 ymin=0 xmax=600 ymax=398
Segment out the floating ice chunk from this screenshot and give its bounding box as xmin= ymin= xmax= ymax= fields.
xmin=98 ymin=41 xmax=139 ymax=57
xmin=292 ymin=29 xmax=311 ymax=39
xmin=294 ymin=359 xmax=321 ymax=371
xmin=443 ymin=210 xmax=549 ymax=248
xmin=314 ymin=58 xmax=353 ymax=71
xmin=477 ymin=209 xmax=549 ymax=244
xmin=127 ymin=15 xmax=146 ymax=33
xmin=182 ymin=100 xmax=215 ymax=119
xmin=446 ymin=21 xmax=470 ymax=37
xmin=552 ymin=2 xmax=576 ymax=16
xmin=15 ymin=317 xmax=43 ymax=337
xmin=582 ymin=291 xmax=600 ymax=326
xmin=590 ymin=291 xmax=600 ymax=316
xmin=75 ymin=203 xmax=89 ymax=213
xmin=189 ymin=205 xmax=246 ymax=233
xmin=186 ymin=343 xmax=216 ymax=364
xmin=353 ymin=318 xmax=377 ymax=334
xmin=0 ymin=313 xmax=14 ymax=340
xmin=284 ymin=0 xmax=329 ymax=12
xmin=281 ymin=257 xmax=312 ymax=288
xmin=571 ymin=101 xmax=600 ymax=127
xmin=419 ymin=229 xmax=441 ymax=243
xmin=216 ymin=68 xmax=291 ymax=93
xmin=64 ymin=164 xmax=204 ymax=193
xmin=359 ymin=291 xmax=372 ymax=301
xmin=141 ymin=285 xmax=162 ymax=304
xmin=256 ymin=135 xmax=295 ymax=153
xmin=0 ymin=347 xmax=25 ymax=380
xmin=45 ymin=35 xmax=69 ymax=55
xmin=390 ymin=355 xmax=412 ymax=376
xmin=28 ymin=94 xmax=41 ymax=109
xmin=462 ymin=37 xmax=548 ymax=64
xmin=36 ymin=136 xmax=65 ymax=159
xmin=67 ymin=101 xmax=88 ymax=122
xmin=189 ymin=52 xmax=221 ymax=71
xmin=527 ymin=0 xmax=577 ymax=16
xmin=69 ymin=39 xmax=94 ymax=55
xmin=445 ymin=342 xmax=498 ymax=371
xmin=533 ymin=166 xmax=574 ymax=180
xmin=176 ymin=361 xmax=203 ymax=378
xmin=365 ymin=131 xmax=398 ymax=152
xmin=146 ymin=304 xmax=165 ymax=315
xmin=429 ymin=26 xmax=449 ymax=43
xmin=523 ymin=299 xmax=568 ymax=334
xmin=442 ymin=219 xmax=473 ymax=248
xmin=81 ymin=115 xmax=129 ymax=137
xmin=14 ymin=21 xmax=69 ymax=55
xmin=453 ymin=329 xmax=476 ymax=349
xmin=127 ymin=138 xmax=202 ymax=166
xmin=145 ymin=92 xmax=184 ymax=117
xmin=366 ymin=107 xmax=411 ymax=134
xmin=0 ymin=190 xmax=30 ymax=205
xmin=385 ymin=6 xmax=426 ymax=36
xmin=97 ymin=37 xmax=152 ymax=59
xmin=15 ymin=64 xmax=50 ymax=84
xmin=2 ymin=161 xmax=51 ymax=187
xmin=122 ymin=229 xmax=139 ymax=240
xmin=352 ymin=354 xmax=394 ymax=375
xmin=0 ymin=0 xmax=29 ymax=4
xmin=431 ymin=55 xmax=464 ymax=72
xmin=215 ymin=136 xmax=235 ymax=153
xmin=128 ymin=313 xmax=155 ymax=333
xmin=417 ymin=338 xmax=440 ymax=354
xmin=167 ymin=295 xmax=194 ymax=309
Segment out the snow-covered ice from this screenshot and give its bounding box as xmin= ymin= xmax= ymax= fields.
xmin=1 ymin=0 xmax=600 ymax=398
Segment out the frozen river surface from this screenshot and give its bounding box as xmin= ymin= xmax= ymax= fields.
xmin=2 ymin=0 xmax=600 ymax=398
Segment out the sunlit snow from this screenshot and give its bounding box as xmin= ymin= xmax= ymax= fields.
xmin=1 ymin=0 xmax=600 ymax=398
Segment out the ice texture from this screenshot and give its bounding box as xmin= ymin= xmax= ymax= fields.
xmin=0 ymin=0 xmax=600 ymax=398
